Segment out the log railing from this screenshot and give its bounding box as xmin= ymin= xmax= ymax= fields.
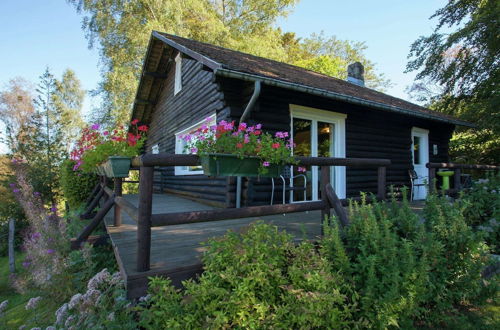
xmin=129 ymin=153 xmax=390 ymax=272
xmin=427 ymin=162 xmax=499 ymax=193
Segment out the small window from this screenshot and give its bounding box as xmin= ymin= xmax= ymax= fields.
xmin=152 ymin=144 xmax=160 ymax=154
xmin=174 ymin=53 xmax=182 ymax=95
xmin=174 ymin=115 xmax=216 ymax=175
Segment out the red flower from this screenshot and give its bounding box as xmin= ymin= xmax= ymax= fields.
xmin=236 ymin=143 xmax=243 ymax=149
xmin=253 ymin=130 xmax=261 ymax=136
xmin=138 ymin=125 xmax=149 ymax=132
xmin=131 ymin=119 xmax=139 ymax=125
xmin=272 ymin=143 xmax=280 ymax=149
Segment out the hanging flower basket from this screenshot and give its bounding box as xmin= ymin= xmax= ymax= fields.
xmin=200 ymin=154 xmax=283 ymax=178
xmin=102 ymin=156 xmax=131 ymax=178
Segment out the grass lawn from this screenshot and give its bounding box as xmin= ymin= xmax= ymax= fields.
xmin=0 ymin=254 xmax=58 ymax=329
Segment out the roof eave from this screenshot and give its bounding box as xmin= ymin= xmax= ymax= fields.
xmin=214 ymin=68 xmax=473 ymax=128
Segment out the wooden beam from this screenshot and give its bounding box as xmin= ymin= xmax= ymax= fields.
xmin=114 ymin=178 xmax=123 ymax=227
xmin=115 ymin=196 xmax=139 ymax=222
xmin=134 ymin=98 xmax=153 ymax=105
xmin=132 ymin=153 xmax=391 ymax=168
xmin=151 ymin=201 xmax=327 ymax=227
xmin=137 ymin=166 xmax=154 ymax=272
xmin=429 ymin=167 xmax=436 ymax=193
xmin=143 ymin=71 xmax=167 ymax=79
xmin=320 ymin=166 xmax=331 ymax=233
xmin=80 ymin=188 xmax=104 ymax=219
xmin=454 ymin=168 xmax=462 ymax=192
xmin=103 ymin=186 xmax=114 ymax=198
xmin=426 ymin=162 xmax=499 ymax=170
xmin=84 ymin=183 xmax=101 ymax=209
xmin=70 ymin=234 xmax=110 ymax=250
xmin=73 ymin=197 xmax=115 ymax=249
xmin=325 ymin=184 xmax=350 ymax=227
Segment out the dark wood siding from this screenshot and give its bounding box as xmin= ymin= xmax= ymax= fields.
xmin=218 ymin=78 xmax=454 ymax=205
xmin=145 ymin=55 xmax=232 ymax=207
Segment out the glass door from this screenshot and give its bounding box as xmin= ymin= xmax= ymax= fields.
xmin=291 ymin=119 xmax=335 ymax=202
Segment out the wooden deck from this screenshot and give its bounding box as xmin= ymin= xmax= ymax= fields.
xmin=104 ymin=193 xmax=324 ymax=298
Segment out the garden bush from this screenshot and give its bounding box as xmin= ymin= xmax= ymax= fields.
xmin=141 ymin=192 xmax=497 ymax=329
xmin=141 ymin=222 xmax=357 ymax=329
xmin=460 ymin=174 xmax=500 ymax=253
xmin=60 ymin=159 xmax=98 ymax=209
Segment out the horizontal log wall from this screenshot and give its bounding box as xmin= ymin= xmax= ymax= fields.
xmin=219 ymin=78 xmax=454 ymax=204
xmin=144 ymin=54 xmax=232 ymax=207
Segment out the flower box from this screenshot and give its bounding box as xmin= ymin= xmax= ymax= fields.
xmin=200 ymin=154 xmax=283 ymax=177
xmin=95 ymin=165 xmax=106 ymax=176
xmin=102 ymin=156 xmax=131 ymax=178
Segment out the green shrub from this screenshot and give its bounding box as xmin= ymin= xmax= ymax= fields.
xmin=140 ymin=194 xmax=497 ymax=329
xmin=60 ymin=159 xmax=98 ymax=209
xmin=460 ymin=174 xmax=500 ymax=253
xmin=141 ymin=222 xmax=356 ymax=329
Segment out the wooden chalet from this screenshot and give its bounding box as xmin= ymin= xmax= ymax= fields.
xmin=132 ymin=31 xmax=471 ymax=206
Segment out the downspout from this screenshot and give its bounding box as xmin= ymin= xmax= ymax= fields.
xmin=236 ymin=80 xmax=261 ymax=208
xmin=240 ymin=80 xmax=261 ymax=123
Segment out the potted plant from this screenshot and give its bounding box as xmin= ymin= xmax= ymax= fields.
xmin=70 ymin=120 xmax=148 ymax=178
xmin=181 ymin=119 xmax=304 ymax=177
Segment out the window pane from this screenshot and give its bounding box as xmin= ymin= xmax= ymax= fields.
xmin=318 ymin=122 xmax=334 ymax=199
xmin=292 ymin=119 xmax=312 ymax=201
xmin=413 ymin=136 xmax=421 ymax=165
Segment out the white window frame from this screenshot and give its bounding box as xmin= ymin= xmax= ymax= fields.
xmin=290 ymin=104 xmax=347 ymax=200
xmin=174 ymin=114 xmax=216 ymax=175
xmin=174 ymin=53 xmax=182 ymax=95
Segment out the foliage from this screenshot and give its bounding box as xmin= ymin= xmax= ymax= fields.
xmin=141 ymin=222 xmax=355 ymax=329
xmin=289 ymin=32 xmax=391 ymax=91
xmin=49 ymin=268 xmax=137 ymax=329
xmin=60 ymin=159 xmax=99 ymax=210
xmin=71 ymin=120 xmax=147 ymax=173
xmin=9 ymin=163 xmax=71 ymax=299
xmin=421 ymin=193 xmax=494 ymax=322
xmin=0 ymin=156 xmax=25 ymax=256
xmin=68 ymin=0 xmax=389 ymax=124
xmin=142 ymin=192 xmax=496 ymax=328
xmin=0 ymin=77 xmax=36 ymax=151
xmin=182 ymin=120 xmax=300 ymax=175
xmin=52 ymin=69 xmax=86 ymax=154
xmin=406 ymin=0 xmax=500 ymax=164
xmin=460 ymin=174 xmax=500 ymax=253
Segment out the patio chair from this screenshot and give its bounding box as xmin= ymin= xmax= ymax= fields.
xmin=270 ymin=166 xmax=307 ymax=205
xmin=408 ymin=169 xmax=426 ymax=201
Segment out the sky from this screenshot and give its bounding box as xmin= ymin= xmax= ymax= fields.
xmin=0 ymin=0 xmax=447 ymax=151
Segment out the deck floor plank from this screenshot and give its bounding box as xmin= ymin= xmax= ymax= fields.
xmin=104 ymin=194 xmax=323 ymax=297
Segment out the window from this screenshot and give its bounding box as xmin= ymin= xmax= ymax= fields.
xmin=174 ymin=53 xmax=182 ymax=95
xmin=174 ymin=115 xmax=216 ymax=175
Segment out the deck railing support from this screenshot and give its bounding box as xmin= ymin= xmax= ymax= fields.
xmin=81 ymin=187 xmax=104 ymax=219
xmin=454 ymin=168 xmax=462 ymax=191
xmin=137 ymin=166 xmax=154 ymax=272
xmin=114 ymin=178 xmax=123 ymax=227
xmin=377 ymin=166 xmax=387 ymax=200
xmin=428 ymin=167 xmax=436 ymax=193
xmin=320 ymin=166 xmax=331 ymax=234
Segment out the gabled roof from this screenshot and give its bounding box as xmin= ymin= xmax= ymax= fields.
xmin=132 ymin=31 xmax=471 ymax=127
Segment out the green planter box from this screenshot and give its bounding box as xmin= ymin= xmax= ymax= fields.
xmin=95 ymin=165 xmax=106 ymax=176
xmin=102 ymin=156 xmax=131 ymax=178
xmin=200 ymin=154 xmax=283 ymax=177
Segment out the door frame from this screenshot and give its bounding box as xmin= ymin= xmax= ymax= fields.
xmin=411 ymin=127 xmax=429 ymax=200
xmin=289 ymin=104 xmax=346 ymax=200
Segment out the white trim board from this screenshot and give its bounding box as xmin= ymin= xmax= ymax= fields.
xmin=290 ymin=104 xmax=346 ymax=199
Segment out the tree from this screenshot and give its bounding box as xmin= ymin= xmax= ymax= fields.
xmin=406 ymin=0 xmax=499 ymax=163
xmin=69 ymin=0 xmax=389 ymax=124
xmin=53 ymin=69 xmax=86 ymax=153
xmin=0 ymin=77 xmax=36 ymax=152
xmin=33 ymin=68 xmax=66 ymax=204
xmin=285 ymin=32 xmax=391 ymax=91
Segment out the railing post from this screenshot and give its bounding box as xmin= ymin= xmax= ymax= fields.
xmin=454 ymin=168 xmax=462 ymax=192
xmin=137 ymin=166 xmax=154 ymax=272
xmin=377 ymin=166 xmax=386 ymax=200
xmin=320 ymin=166 xmax=331 ymax=234
xmin=102 ymin=176 xmax=109 ymax=203
xmin=428 ymin=167 xmax=436 ymax=193
xmin=114 ymin=177 xmax=123 ymax=227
